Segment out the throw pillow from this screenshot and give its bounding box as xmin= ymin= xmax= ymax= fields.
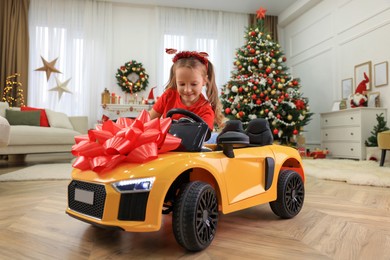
xmin=45 ymin=109 xmax=74 ymax=130
xmin=21 ymin=106 xmax=50 ymax=127
xmin=5 ymin=109 xmax=41 ymax=126
xmin=0 ymin=101 xmax=9 ymax=118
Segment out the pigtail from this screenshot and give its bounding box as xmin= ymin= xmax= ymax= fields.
xmin=206 ymin=62 xmax=225 ymax=129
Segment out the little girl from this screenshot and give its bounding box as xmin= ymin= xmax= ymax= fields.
xmin=149 ymin=49 xmax=224 ymax=130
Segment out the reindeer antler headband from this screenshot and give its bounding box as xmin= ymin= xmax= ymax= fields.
xmin=166 ymin=48 xmax=209 ymax=70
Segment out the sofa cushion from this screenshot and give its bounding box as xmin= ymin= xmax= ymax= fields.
xmin=0 ymin=102 xmax=9 ymax=118
xmin=21 ymin=106 xmax=50 ymax=127
xmin=45 ymin=109 xmax=74 ymax=130
xmin=8 ymin=125 xmax=80 ymax=145
xmin=0 ymin=115 xmax=10 ymax=147
xmin=5 ymin=109 xmax=41 ymax=126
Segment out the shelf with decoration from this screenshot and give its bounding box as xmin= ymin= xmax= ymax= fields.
xmin=101 ymin=103 xmax=152 ymax=120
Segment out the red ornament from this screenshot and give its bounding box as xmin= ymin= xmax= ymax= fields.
xmin=256 ymin=99 xmax=262 ymax=105
xmin=238 ymin=87 xmax=243 ymax=93
xmin=253 ymin=86 xmax=257 ymax=90
xmin=295 ymin=100 xmax=305 ymax=110
xmin=265 ymin=67 xmax=271 ymax=74
xmin=273 ymin=129 xmax=279 ymax=135
xmin=225 ymin=108 xmax=231 ymax=114
xmin=252 ymin=94 xmax=257 ymax=100
xmin=293 ymin=129 xmax=299 ymax=135
xmin=251 ymin=31 xmax=256 ymax=36
xmin=253 ymin=58 xmax=258 ymax=64
xmin=238 ymin=111 xmax=244 ymax=118
xmin=250 ymin=48 xmax=255 ymax=54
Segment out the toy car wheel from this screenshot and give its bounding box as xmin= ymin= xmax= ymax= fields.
xmin=269 ymin=170 xmax=304 ymax=219
xmin=172 ymin=181 xmax=218 ymax=251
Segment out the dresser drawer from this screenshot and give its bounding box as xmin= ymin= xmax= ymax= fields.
xmin=321 ymin=111 xmax=361 ymax=127
xmin=322 ymin=127 xmax=361 ymax=141
xmin=322 ymin=142 xmax=361 ymax=159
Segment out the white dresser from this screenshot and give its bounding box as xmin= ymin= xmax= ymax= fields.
xmin=320 ymin=107 xmax=387 ymax=160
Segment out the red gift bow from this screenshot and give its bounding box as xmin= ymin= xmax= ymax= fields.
xmin=72 ymin=110 xmax=181 ymax=174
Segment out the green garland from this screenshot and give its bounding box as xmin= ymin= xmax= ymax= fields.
xmin=115 ymin=60 xmax=149 ymax=93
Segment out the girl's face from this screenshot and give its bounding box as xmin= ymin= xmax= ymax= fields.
xmin=175 ymin=67 xmax=206 ymax=106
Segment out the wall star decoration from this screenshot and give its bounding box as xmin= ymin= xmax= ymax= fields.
xmin=35 ymin=56 xmax=62 ymax=81
xmin=49 ymin=77 xmax=72 ymax=100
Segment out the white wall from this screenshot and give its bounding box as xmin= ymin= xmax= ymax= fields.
xmin=111 ymin=3 xmax=157 ymax=101
xmin=279 ymin=0 xmax=390 ymax=146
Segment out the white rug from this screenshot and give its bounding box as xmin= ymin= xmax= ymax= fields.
xmin=0 ymin=159 xmax=389 ymax=187
xmin=303 ymin=159 xmax=390 ymax=187
xmin=0 ymin=163 xmax=72 ymax=181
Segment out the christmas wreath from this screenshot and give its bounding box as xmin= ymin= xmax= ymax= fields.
xmin=115 ymin=60 xmax=149 ymax=93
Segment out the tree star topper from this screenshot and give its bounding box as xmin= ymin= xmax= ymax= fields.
xmin=256 ymin=7 xmax=267 ymax=20
xmin=49 ymin=77 xmax=73 ymax=100
xmin=35 ymin=56 xmax=62 ymax=81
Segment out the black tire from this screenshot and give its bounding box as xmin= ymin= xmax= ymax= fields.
xmin=172 ymin=181 xmax=218 ymax=251
xmin=269 ymin=170 xmax=304 ymax=219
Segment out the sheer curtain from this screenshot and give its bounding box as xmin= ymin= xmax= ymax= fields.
xmin=156 ymin=7 xmax=248 ymax=97
xmin=28 ymin=0 xmax=112 ymax=127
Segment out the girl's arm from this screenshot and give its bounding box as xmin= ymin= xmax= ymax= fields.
xmin=149 ymin=108 xmax=161 ymax=120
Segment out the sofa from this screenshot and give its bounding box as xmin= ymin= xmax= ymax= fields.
xmin=0 ymin=101 xmax=88 ymax=160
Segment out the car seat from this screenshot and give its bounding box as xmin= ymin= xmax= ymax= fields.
xmin=245 ymin=118 xmax=273 ymax=146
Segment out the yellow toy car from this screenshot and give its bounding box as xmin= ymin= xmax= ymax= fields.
xmin=66 ymin=109 xmax=305 ymax=251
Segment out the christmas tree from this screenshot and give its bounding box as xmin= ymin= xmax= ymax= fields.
xmin=219 ymin=7 xmax=312 ymax=144
xmin=2 ymin=73 xmax=25 ymax=107
xmin=365 ymin=113 xmax=389 ymax=147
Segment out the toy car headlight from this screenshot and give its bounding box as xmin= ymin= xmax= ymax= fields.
xmin=112 ymin=177 xmax=155 ymax=193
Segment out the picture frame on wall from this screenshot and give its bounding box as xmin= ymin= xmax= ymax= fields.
xmin=341 ymin=78 xmax=353 ymax=99
xmin=374 ymin=61 xmax=388 ymax=87
xmin=367 ymin=92 xmax=380 ymax=107
xmin=354 ymin=61 xmax=372 ymax=90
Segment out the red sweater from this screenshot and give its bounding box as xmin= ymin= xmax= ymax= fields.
xmin=153 ymin=88 xmax=214 ymax=129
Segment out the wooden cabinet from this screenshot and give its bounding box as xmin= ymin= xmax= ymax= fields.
xmin=320 ymin=108 xmax=387 ymax=160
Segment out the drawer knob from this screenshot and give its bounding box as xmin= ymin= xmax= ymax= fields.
xmin=350 ymin=117 xmax=354 ymax=120
xmin=325 ymin=133 xmax=328 ymax=136
xmin=350 ymin=148 xmax=354 ymax=151
xmin=350 ymin=133 xmax=354 ymax=136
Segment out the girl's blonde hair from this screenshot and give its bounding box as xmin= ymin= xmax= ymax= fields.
xmin=166 ymin=57 xmax=225 ymax=128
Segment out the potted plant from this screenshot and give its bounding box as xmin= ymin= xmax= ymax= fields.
xmin=365 ymin=113 xmax=389 ymax=161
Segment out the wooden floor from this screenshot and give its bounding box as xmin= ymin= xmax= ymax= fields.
xmin=0 ymin=174 xmax=389 ymax=259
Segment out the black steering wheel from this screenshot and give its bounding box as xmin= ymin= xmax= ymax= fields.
xmin=166 ymin=108 xmax=211 ymax=141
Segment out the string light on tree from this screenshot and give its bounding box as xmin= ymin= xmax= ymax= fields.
xmin=2 ymin=73 xmax=25 ymax=107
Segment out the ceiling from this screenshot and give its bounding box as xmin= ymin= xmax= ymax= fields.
xmin=109 ymin=0 xmax=299 ymax=16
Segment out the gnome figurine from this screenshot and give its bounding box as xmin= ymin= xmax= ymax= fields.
xmin=350 ymin=72 xmax=368 ymax=108
xmin=147 ymin=86 xmax=156 ymax=104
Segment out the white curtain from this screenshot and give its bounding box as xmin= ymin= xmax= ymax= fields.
xmin=28 ymin=0 xmax=112 ymax=127
xmin=156 ymin=7 xmax=248 ymax=97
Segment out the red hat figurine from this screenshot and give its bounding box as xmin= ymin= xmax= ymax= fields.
xmin=350 ymin=72 xmax=369 ymax=108
xmin=148 ymin=86 xmax=156 ymax=104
